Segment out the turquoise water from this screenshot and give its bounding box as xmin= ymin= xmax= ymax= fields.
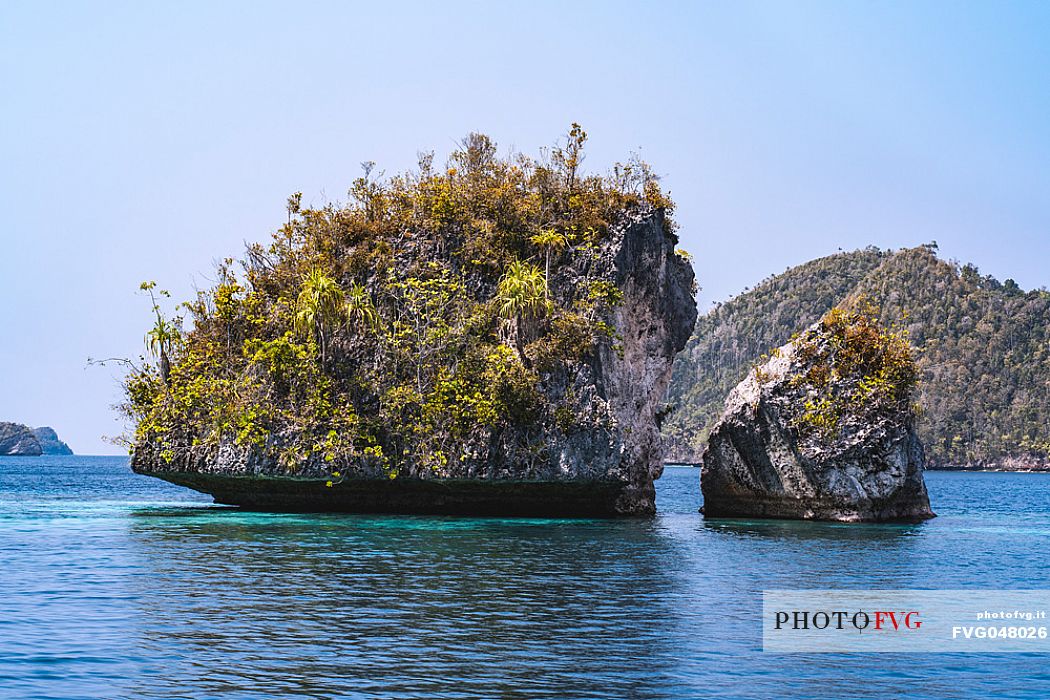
xmin=1 ymin=457 xmax=1048 ymax=699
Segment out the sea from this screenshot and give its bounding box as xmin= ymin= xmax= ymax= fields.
xmin=1 ymin=455 xmax=1047 ymax=699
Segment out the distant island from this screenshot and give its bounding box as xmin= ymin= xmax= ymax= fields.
xmin=665 ymin=245 xmax=1050 ymax=471
xmin=0 ymin=423 xmax=73 ymax=456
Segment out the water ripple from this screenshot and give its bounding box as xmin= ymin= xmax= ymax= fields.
xmin=0 ymin=457 xmax=1048 ymax=698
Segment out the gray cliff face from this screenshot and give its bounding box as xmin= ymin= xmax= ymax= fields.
xmin=600 ymin=211 xmax=698 ymax=512
xmin=700 ymin=328 xmax=934 ymax=523
xmin=32 ymin=427 xmax=73 ymax=455
xmin=133 ymin=210 xmax=698 ymax=516
xmin=0 ymin=422 xmax=43 ymax=456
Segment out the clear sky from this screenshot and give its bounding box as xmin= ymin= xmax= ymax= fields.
xmin=2 ymin=1 xmax=1048 ymax=455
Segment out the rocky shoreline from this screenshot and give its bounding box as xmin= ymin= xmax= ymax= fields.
xmin=137 ymin=467 xmax=631 ymax=516
xmin=927 ymin=465 xmax=1050 ymax=473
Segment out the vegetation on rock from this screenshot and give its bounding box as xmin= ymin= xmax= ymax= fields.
xmin=781 ymin=301 xmax=918 ymax=447
xmin=122 ymin=126 xmax=686 ymax=482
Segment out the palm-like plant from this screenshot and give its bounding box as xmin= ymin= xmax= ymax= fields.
xmin=496 ymin=260 xmax=551 ymax=361
xmin=141 ymin=281 xmax=180 ymax=385
xmin=145 ymin=316 xmax=178 ymax=385
xmin=294 ymin=269 xmax=346 ymax=364
xmin=528 ymin=229 xmax=568 ymax=293
xmin=345 ymin=282 xmax=379 ymax=332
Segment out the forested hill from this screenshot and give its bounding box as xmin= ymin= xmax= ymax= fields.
xmin=665 ymin=245 xmax=1050 ymax=469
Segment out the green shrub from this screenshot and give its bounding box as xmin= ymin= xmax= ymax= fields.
xmin=791 ymin=300 xmax=918 ymax=441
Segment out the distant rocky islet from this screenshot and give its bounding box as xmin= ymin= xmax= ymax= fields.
xmin=0 ymin=422 xmax=73 ymax=456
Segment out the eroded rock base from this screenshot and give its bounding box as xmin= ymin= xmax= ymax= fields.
xmin=151 ymin=471 xmax=640 ymax=517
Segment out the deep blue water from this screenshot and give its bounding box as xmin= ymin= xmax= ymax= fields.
xmin=1 ymin=457 xmax=1048 ymax=699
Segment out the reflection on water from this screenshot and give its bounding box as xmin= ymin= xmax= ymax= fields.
xmin=127 ymin=513 xmax=684 ymax=699
xmin=701 ymin=517 xmax=926 ymax=542
xmin=2 ymin=457 xmax=1050 ymax=698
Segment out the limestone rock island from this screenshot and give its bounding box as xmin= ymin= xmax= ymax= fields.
xmin=0 ymin=424 xmax=75 ymax=456
xmin=32 ymin=427 xmax=73 ymax=455
xmin=0 ymin=422 xmax=43 ymax=456
xmin=127 ymin=129 xmax=698 ymax=515
xmin=700 ymin=304 xmax=934 ymax=523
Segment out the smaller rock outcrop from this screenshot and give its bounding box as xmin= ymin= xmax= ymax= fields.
xmin=700 ymin=305 xmax=935 ymax=523
xmin=33 ymin=427 xmax=73 ymax=455
xmin=0 ymin=422 xmax=43 ymax=456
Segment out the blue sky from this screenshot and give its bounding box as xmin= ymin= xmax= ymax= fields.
xmin=2 ymin=1 xmax=1048 ymax=454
